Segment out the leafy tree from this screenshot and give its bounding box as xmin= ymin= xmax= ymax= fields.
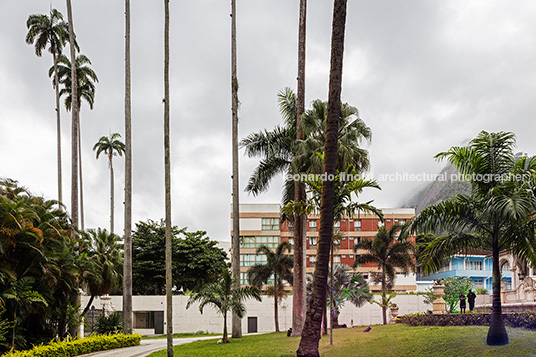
xmin=186 ymin=269 xmax=261 ymax=343
xmin=441 ymin=277 xmax=474 ymax=313
xmin=354 ymin=224 xmax=415 ymax=325
xmin=131 ymin=220 xmax=228 ymax=294
xmin=247 ymin=242 xmax=293 ymax=332
xmin=404 ymin=131 xmax=536 ymax=345
xmin=93 ymin=133 xmax=126 ymax=233
xmin=25 ymin=9 xmax=71 ymax=204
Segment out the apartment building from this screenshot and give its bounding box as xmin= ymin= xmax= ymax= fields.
xmin=231 ymin=203 xmax=417 ymax=292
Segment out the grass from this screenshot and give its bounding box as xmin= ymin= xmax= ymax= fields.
xmin=143 ymin=331 xmax=219 ymax=339
xmin=147 ymin=324 xmax=536 ymax=356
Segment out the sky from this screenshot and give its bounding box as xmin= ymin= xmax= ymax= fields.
xmin=2 ymin=1 xmax=536 ymax=242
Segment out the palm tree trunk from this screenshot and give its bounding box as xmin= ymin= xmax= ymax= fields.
xmin=381 ymin=265 xmax=387 ymax=325
xmin=292 ymin=0 xmax=307 ymax=338
xmin=78 ymin=118 xmax=84 ymax=230
xmin=274 ymin=278 xmax=279 ymax=332
xmin=163 ymin=1 xmax=173 ymax=355
xmin=297 ymin=1 xmax=347 ymax=355
xmin=52 ymin=49 xmax=63 ymax=205
xmin=487 ymin=233 xmax=508 ymax=345
xmin=230 ymin=0 xmax=242 ymax=339
xmin=109 ymin=156 xmax=114 ymax=233
xmin=65 ymin=0 xmax=79 ymax=231
xmin=123 ymin=0 xmax=133 ymax=335
xmin=329 ymin=241 xmax=334 ymax=345
xmin=223 ymin=311 xmax=229 ymax=343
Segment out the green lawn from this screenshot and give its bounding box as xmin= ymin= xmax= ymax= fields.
xmin=148 ymin=324 xmax=536 ymax=356
xmin=143 ymin=332 xmax=219 ymax=340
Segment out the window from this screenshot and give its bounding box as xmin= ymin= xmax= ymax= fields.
xmin=240 ymin=254 xmax=267 ymax=267
xmin=333 ymin=255 xmax=341 ymax=265
xmin=355 ymin=219 xmax=362 ymax=231
xmin=341 ymin=255 xmax=346 ymax=258
xmin=465 ymin=260 xmax=482 ymax=270
xmin=504 ymin=280 xmax=512 ymax=290
xmin=309 ymin=220 xmax=317 ymax=232
xmin=262 ymin=218 xmax=279 ymax=230
xmin=288 ymin=238 xmax=294 ymax=247
xmin=355 ymin=237 xmax=362 ymax=244
xmin=310 ymin=237 xmax=317 ymax=246
xmin=474 ymin=279 xmax=484 ymax=289
xmin=349 ymin=254 xmax=354 ymax=258
xmin=399 ymin=219 xmax=406 ymax=224
xmin=310 ymin=256 xmax=316 ymax=267
xmin=240 ymin=272 xmax=249 ymax=285
xmin=501 ymin=261 xmax=510 ymax=272
xmin=334 ymin=221 xmax=340 ymax=228
xmin=474 ymin=261 xmax=483 ymax=270
xmin=240 ymin=236 xmax=279 ymax=249
xmin=134 ymin=311 xmax=155 ymax=329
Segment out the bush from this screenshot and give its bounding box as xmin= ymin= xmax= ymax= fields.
xmin=398 ymin=311 xmax=536 ymax=329
xmin=94 ymin=312 xmax=123 ymax=335
xmin=3 ymin=333 xmax=141 ymax=357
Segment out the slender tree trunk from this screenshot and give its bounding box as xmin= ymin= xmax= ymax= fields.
xmin=381 ymin=265 xmax=387 ymax=325
xmin=223 ymin=312 xmax=229 ymax=343
xmin=52 ymin=49 xmax=63 ymax=205
xmin=78 ymin=118 xmax=84 ymax=230
xmin=292 ymin=0 xmax=307 ymax=337
xmin=487 ymin=232 xmax=508 ymax=345
xmin=66 ymin=0 xmax=79 ymax=230
xmin=123 ymin=0 xmax=133 ymax=335
xmin=109 ymin=156 xmax=114 ymax=233
xmin=230 ymin=0 xmax=242 ymax=339
xmin=163 ymin=1 xmax=173 ymax=355
xmin=297 ymin=1 xmax=347 ymax=355
xmin=82 ymin=295 xmax=95 ymax=316
xmin=274 ymin=278 xmax=280 ymax=332
xmin=329 ymin=241 xmax=334 ymax=345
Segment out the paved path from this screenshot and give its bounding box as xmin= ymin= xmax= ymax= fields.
xmin=80 ymin=336 xmax=218 ymax=357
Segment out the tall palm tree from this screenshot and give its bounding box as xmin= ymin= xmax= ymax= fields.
xmin=93 ymin=133 xmax=125 ymax=234
xmin=51 ymin=53 xmax=98 ymax=231
xmin=354 ymin=224 xmax=414 ymax=325
xmin=65 ymin=0 xmax=79 ymax=232
xmin=297 ymin=1 xmax=348 ymax=355
xmin=404 ymin=131 xmax=536 ymax=346
xmin=247 ymin=242 xmax=293 ymax=332
xmin=186 ymin=269 xmax=261 ymax=343
xmin=230 ymin=0 xmax=242 ymax=339
xmin=80 ymin=228 xmax=123 ymax=315
xmin=293 ymin=0 xmax=307 ymax=337
xmin=163 ymin=1 xmax=173 ymax=354
xmin=123 ymin=0 xmax=133 ymax=335
xmin=25 ymin=9 xmax=70 ymax=205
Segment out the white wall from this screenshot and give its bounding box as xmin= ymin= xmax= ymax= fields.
xmin=82 ymin=294 xmax=431 ymax=335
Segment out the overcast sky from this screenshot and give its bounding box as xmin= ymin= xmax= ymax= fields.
xmin=2 ymin=1 xmax=536 ymax=242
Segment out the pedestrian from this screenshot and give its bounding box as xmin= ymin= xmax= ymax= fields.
xmin=467 ymin=289 xmax=476 ymax=312
xmin=459 ymin=292 xmax=467 ymax=313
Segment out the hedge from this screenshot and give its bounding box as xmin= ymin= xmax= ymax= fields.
xmin=397 ymin=311 xmax=536 ymax=330
xmin=3 ymin=333 xmax=141 ymax=357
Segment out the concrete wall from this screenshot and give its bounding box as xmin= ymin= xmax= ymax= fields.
xmin=82 ymin=294 xmax=430 ymax=335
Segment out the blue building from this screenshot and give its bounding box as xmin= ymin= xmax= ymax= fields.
xmin=417 ymin=249 xmax=512 ymax=291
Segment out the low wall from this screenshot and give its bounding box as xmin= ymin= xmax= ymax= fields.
xmin=82 ymin=294 xmax=430 ymax=335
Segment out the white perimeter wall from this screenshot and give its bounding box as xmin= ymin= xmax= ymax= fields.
xmin=82 ymin=294 xmax=430 ymax=335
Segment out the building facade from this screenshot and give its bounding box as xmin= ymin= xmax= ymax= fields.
xmin=232 ymin=203 xmax=417 ymax=292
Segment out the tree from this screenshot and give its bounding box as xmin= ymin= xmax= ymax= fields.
xmin=354 ymin=224 xmax=414 ymax=325
xmin=163 ymin=1 xmax=173 ymax=354
xmin=123 ymin=0 xmax=133 ymax=335
xmin=293 ymin=0 xmax=308 ymax=337
xmin=131 ymin=220 xmax=228 ymax=295
xmin=80 ymin=228 xmax=123 ymax=315
xmin=404 ymin=131 xmax=536 ymax=345
xmin=440 ymin=277 xmax=474 ymax=313
xmin=93 ymin=133 xmax=125 ymax=233
xmin=297 ymin=1 xmax=348 ymax=355
xmin=186 ymin=269 xmax=261 ymax=343
xmin=25 ymin=9 xmax=70 ymax=205
xmin=247 ymin=242 xmax=293 ymax=332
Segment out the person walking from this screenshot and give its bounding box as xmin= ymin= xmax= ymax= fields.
xmin=459 ymin=292 xmax=467 ymax=313
xmin=467 ymin=289 xmax=476 ymax=312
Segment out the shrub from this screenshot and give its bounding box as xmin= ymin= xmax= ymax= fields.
xmin=3 ymin=333 xmax=141 ymax=357
xmin=94 ymin=312 xmax=123 ymax=335
xmin=398 ymin=311 xmax=536 ymax=330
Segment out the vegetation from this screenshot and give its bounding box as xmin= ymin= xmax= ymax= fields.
xmin=131 ymin=220 xmax=227 ymax=294
xmin=186 ymin=269 xmax=261 ymax=343
xmin=399 ymin=311 xmax=536 ymax=330
xmin=149 ymin=324 xmax=536 ymax=357
xmin=354 ymin=224 xmax=414 ymax=325
xmin=94 ymin=311 xmax=123 ymax=335
xmin=3 ymin=333 xmax=141 ymax=357
xmin=440 ymin=277 xmax=474 ymax=313
xmin=404 ymin=131 xmax=536 ymax=345
xmin=248 ymin=242 xmax=293 ymax=332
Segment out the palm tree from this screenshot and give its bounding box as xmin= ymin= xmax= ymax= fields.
xmin=81 ymin=228 xmax=123 ymax=315
xmin=187 ymin=269 xmax=261 ymax=343
xmin=65 ymin=0 xmax=79 ymax=231
xmin=297 ymin=1 xmax=348 ymax=355
xmin=163 ymin=1 xmax=173 ymax=354
xmin=93 ymin=133 xmax=125 ymax=234
xmin=123 ymin=0 xmax=133 ymax=335
xmin=247 ymin=242 xmax=293 ymax=332
xmin=404 ymin=131 xmax=536 ymax=346
xmin=354 ymin=224 xmax=414 ymax=325
xmin=51 ymin=53 xmax=98 ymax=231
xmin=293 ymin=0 xmax=307 ymax=337
xmin=25 ymin=9 xmax=70 ymax=205
xmin=230 ymin=0 xmax=242 ymax=339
